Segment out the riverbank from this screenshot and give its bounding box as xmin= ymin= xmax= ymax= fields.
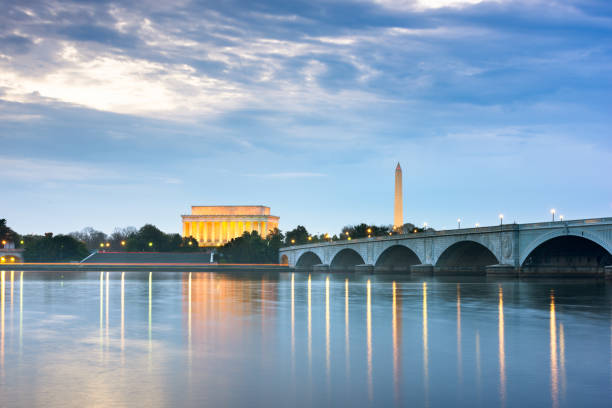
xmin=3 ymin=263 xmax=291 ymax=272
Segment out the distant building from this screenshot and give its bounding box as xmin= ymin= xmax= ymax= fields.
xmin=181 ymin=206 xmax=280 ymax=247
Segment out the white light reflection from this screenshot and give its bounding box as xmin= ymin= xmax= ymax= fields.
xmin=345 ymin=278 xmax=350 ymax=383
xmin=121 ymin=272 xmax=125 ymax=355
xmin=325 ymin=275 xmax=331 ymax=390
xmin=99 ymin=271 xmax=103 ymax=357
xmin=1 ymin=270 xmax=5 ymax=370
xmin=105 ymin=271 xmax=110 ymax=346
xmin=291 ymin=273 xmax=295 ymax=374
xmin=457 ymin=284 xmax=462 ymax=385
xmin=19 ymin=271 xmax=23 ymax=351
xmin=550 ymin=292 xmax=558 ymax=408
xmin=423 ymin=281 xmax=429 ymax=406
xmin=307 ymin=274 xmax=312 ymax=377
xmin=148 ymin=272 xmax=152 ymax=368
xmin=367 ymin=279 xmax=373 ymax=401
xmin=498 ymin=285 xmax=506 ymax=407
xmin=392 ymin=281 xmax=400 ymax=403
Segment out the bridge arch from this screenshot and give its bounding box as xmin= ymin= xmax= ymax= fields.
xmin=521 ymin=234 xmax=612 ymax=269
xmin=436 ymin=240 xmax=499 ymax=273
xmin=280 ymin=254 xmax=289 ymax=265
xmin=330 ymin=248 xmax=365 ymax=271
xmin=295 ymin=251 xmax=323 ymax=268
xmin=520 ymin=230 xmax=612 ymax=266
xmin=375 ymin=245 xmax=421 ymax=271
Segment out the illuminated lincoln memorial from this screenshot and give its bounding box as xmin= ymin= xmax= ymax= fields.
xmin=181 ymin=206 xmax=280 ymax=246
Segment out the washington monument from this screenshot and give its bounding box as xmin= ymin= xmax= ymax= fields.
xmin=394 ymin=163 xmax=403 ymax=229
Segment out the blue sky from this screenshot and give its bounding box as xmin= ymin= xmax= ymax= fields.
xmin=1 ymin=0 xmax=611 ymax=236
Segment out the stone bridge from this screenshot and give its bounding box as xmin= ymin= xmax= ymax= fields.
xmin=279 ymin=218 xmax=612 ymax=277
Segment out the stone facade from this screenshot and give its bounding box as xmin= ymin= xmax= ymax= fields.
xmin=182 ymin=205 xmax=279 ymax=247
xmin=280 ymin=218 xmax=612 ymax=273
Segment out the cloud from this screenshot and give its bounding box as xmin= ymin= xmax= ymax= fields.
xmin=374 ymin=0 xmax=500 ymax=11
xmin=246 ymin=172 xmax=326 ymax=179
xmin=0 ymin=156 xmax=116 ymax=182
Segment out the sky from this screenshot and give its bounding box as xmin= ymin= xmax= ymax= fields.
xmin=1 ymin=0 xmax=611 ymax=236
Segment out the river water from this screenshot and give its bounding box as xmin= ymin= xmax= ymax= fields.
xmin=0 ymin=270 xmax=611 ymax=407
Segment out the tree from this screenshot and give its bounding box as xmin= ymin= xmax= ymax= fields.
xmin=0 ymin=219 xmax=20 ymax=247
xmin=126 ymin=224 xmax=167 ymax=251
xmin=23 ymin=234 xmax=89 ymax=262
xmin=218 ymin=228 xmax=285 ymax=263
xmin=341 ymin=223 xmax=391 ymax=239
xmin=285 ymin=225 xmax=309 ymax=245
xmin=109 ymin=227 xmax=137 ymax=250
xmin=69 ymin=227 xmax=108 ymax=251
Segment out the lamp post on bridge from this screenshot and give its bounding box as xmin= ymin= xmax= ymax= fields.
xmin=550 ymin=208 xmax=556 ymax=222
xmin=457 ymin=218 xmax=461 ymax=229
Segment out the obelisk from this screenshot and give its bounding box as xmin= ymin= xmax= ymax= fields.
xmin=394 ymin=163 xmax=403 ymax=230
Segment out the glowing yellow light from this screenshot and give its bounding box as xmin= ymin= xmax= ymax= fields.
xmin=10 ymin=257 xmax=15 ymax=262
xmin=559 ymin=215 xmax=564 ymax=221
xmin=188 ymin=241 xmax=192 ymax=245
xmin=367 ymin=228 xmax=372 ymax=234
xmin=1 ymin=240 xmax=5 ymax=245
xmin=550 ymin=208 xmax=556 ymax=214
xmin=475 ymin=223 xmax=480 ymax=227
xmin=389 ymin=232 xmax=392 ymax=236
xmin=413 ymin=229 xmax=417 ymax=233
xmin=291 ymin=239 xmax=295 ymax=244
xmin=308 ymin=236 xmax=312 ymax=241
xmin=121 ymin=241 xmax=126 ymax=246
xmin=345 ymin=231 xmax=349 ymax=236
xmin=368 ymin=235 xmax=371 ymax=238
xmin=348 ymin=237 xmax=352 ymax=241
xmin=20 ymin=240 xmax=24 ymax=245
xmin=499 ymin=214 xmax=504 ymax=219
xmin=105 ymin=243 xmax=110 ymax=247
xmin=325 ymin=233 xmax=330 ymax=239
xmin=99 ymin=243 xmax=104 ymax=248
xmin=0 ymin=257 xmax=4 ymax=263
xmin=148 ymin=242 xmax=153 ymax=247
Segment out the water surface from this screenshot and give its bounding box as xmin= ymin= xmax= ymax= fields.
xmin=0 ymin=270 xmax=611 ymax=407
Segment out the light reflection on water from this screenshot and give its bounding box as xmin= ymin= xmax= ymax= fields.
xmin=0 ymin=271 xmax=611 ymax=407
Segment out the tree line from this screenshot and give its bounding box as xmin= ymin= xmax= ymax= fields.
xmin=2 ymin=218 xmax=433 ymax=263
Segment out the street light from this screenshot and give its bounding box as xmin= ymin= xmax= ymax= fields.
xmin=475 ymin=222 xmax=480 ymax=228
xmin=559 ymin=215 xmax=564 ymax=221
xmin=550 ymin=208 xmax=556 ymax=222
xmin=423 ymin=222 xmax=428 ymax=229
xmin=291 ymin=239 xmax=295 ymax=244
xmin=308 ymin=236 xmax=312 ymax=241
xmin=121 ymin=240 xmax=126 ymax=246
xmin=499 ymin=214 xmax=504 ymax=226
xmin=148 ymin=242 xmax=153 ymax=247
xmin=367 ymin=228 xmax=372 ymax=234
xmin=99 ymin=243 xmax=104 ymax=248
xmin=457 ymin=218 xmax=461 ymax=229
